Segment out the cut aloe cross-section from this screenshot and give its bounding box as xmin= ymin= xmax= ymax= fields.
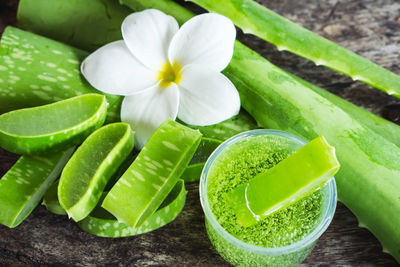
xmin=0 ymin=148 xmax=74 ymax=228
xmin=42 ymin=180 xmax=66 ymax=216
xmin=102 ymin=119 xmax=202 ymax=228
xmin=58 ymin=123 xmax=134 ymax=222
xmin=228 ymin=136 xmax=340 ymax=227
xmin=78 ymin=180 xmax=187 ymax=237
xmin=0 ymin=94 xmax=107 ymax=155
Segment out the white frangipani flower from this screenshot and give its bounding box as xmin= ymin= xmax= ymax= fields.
xmin=81 ymin=9 xmax=240 ymax=148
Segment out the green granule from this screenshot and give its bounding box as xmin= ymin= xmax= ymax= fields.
xmin=207 ymin=135 xmax=322 ymax=248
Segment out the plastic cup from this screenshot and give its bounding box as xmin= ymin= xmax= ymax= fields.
xmin=200 ymin=130 xmax=337 ymax=266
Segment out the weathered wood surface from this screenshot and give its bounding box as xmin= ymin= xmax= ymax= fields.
xmin=0 ymin=0 xmax=400 ymax=266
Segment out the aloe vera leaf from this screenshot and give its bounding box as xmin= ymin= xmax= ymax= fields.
xmin=17 ymin=0 xmax=131 ymax=52
xmin=0 ymin=147 xmax=74 ymax=228
xmin=0 ymin=94 xmax=107 ymax=155
xmin=228 ymin=136 xmax=340 ymax=227
xmin=102 ymin=119 xmax=201 ymax=228
xmin=182 ymin=137 xmax=221 ymax=183
xmin=42 ymin=180 xmax=66 ymax=216
xmin=287 ymin=72 xmax=400 ymax=148
xmin=185 ymin=110 xmax=259 ymax=141
xmin=190 ymin=0 xmax=400 ymax=99
xmin=182 ymin=163 xmax=204 ymax=183
xmin=190 ymin=137 xmax=222 ymax=164
xmin=58 ymin=123 xmax=134 ymax=222
xmin=78 ymin=180 xmax=187 ymax=237
xmin=0 ymin=26 xmax=122 ymax=123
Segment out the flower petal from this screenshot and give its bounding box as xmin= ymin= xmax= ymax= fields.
xmin=177 ymin=65 xmax=240 ymax=126
xmin=168 ymin=13 xmax=236 ymax=72
xmin=122 ymin=9 xmax=179 ymax=71
xmin=81 ymin=41 xmax=157 ymax=96
xmin=121 ymin=83 xmax=179 ymax=149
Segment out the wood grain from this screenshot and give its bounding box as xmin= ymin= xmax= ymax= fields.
xmin=1 ymin=0 xmax=400 ymax=266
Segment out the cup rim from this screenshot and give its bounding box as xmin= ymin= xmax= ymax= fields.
xmin=199 ymin=129 xmax=337 ymax=256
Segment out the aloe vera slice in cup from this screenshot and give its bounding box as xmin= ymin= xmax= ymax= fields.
xmin=58 ymin=123 xmax=134 ymax=222
xmin=102 ymin=119 xmax=201 ymax=228
xmin=78 ymin=180 xmax=186 ymax=237
xmin=42 ymin=180 xmax=66 ymax=216
xmin=0 ymin=148 xmax=74 ymax=228
xmin=228 ymin=136 xmax=340 ymax=227
xmin=0 ymin=94 xmax=107 ymax=155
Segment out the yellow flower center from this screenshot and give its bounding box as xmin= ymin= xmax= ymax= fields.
xmin=157 ymin=61 xmax=182 ymax=88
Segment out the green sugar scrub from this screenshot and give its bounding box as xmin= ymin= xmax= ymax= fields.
xmin=208 ymin=135 xmax=322 ymax=247
xmin=200 ymin=130 xmax=337 ymax=266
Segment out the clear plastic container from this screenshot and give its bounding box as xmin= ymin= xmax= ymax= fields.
xmin=200 ymin=130 xmax=337 ymax=267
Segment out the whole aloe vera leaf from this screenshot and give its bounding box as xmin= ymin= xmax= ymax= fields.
xmin=102 ymin=119 xmax=201 ymax=228
xmin=78 ymin=180 xmax=187 ymax=237
xmin=0 ymin=94 xmax=107 ymax=155
xmin=42 ymin=180 xmax=67 ymax=216
xmin=228 ymin=136 xmax=340 ymax=227
xmin=190 ymin=0 xmax=400 ymax=99
xmin=0 ymin=27 xmax=122 ymax=123
xmin=17 ymin=0 xmax=131 ymax=52
xmin=0 ymin=148 xmax=74 ymax=228
xmin=58 ymin=123 xmax=134 ymax=222
xmin=119 ymin=0 xmax=400 ymax=260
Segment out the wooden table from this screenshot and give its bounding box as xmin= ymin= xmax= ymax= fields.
xmin=0 ymin=0 xmax=399 ymax=265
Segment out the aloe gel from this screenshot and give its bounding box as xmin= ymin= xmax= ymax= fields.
xmin=0 ymin=94 xmax=107 ymax=154
xmin=102 ymin=119 xmax=202 ymax=228
xmin=58 ymin=123 xmax=134 ymax=222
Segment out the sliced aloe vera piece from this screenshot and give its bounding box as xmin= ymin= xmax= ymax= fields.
xmin=102 ymin=119 xmax=201 ymax=228
xmin=0 ymin=148 xmax=74 ymax=228
xmin=228 ymin=136 xmax=340 ymax=227
xmin=0 ymin=27 xmax=122 ymax=123
xmin=58 ymin=123 xmax=134 ymax=222
xmin=0 ymin=94 xmax=107 ymax=154
xmin=78 ymin=180 xmax=186 ymax=237
xmin=42 ymin=180 xmax=66 ymax=216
